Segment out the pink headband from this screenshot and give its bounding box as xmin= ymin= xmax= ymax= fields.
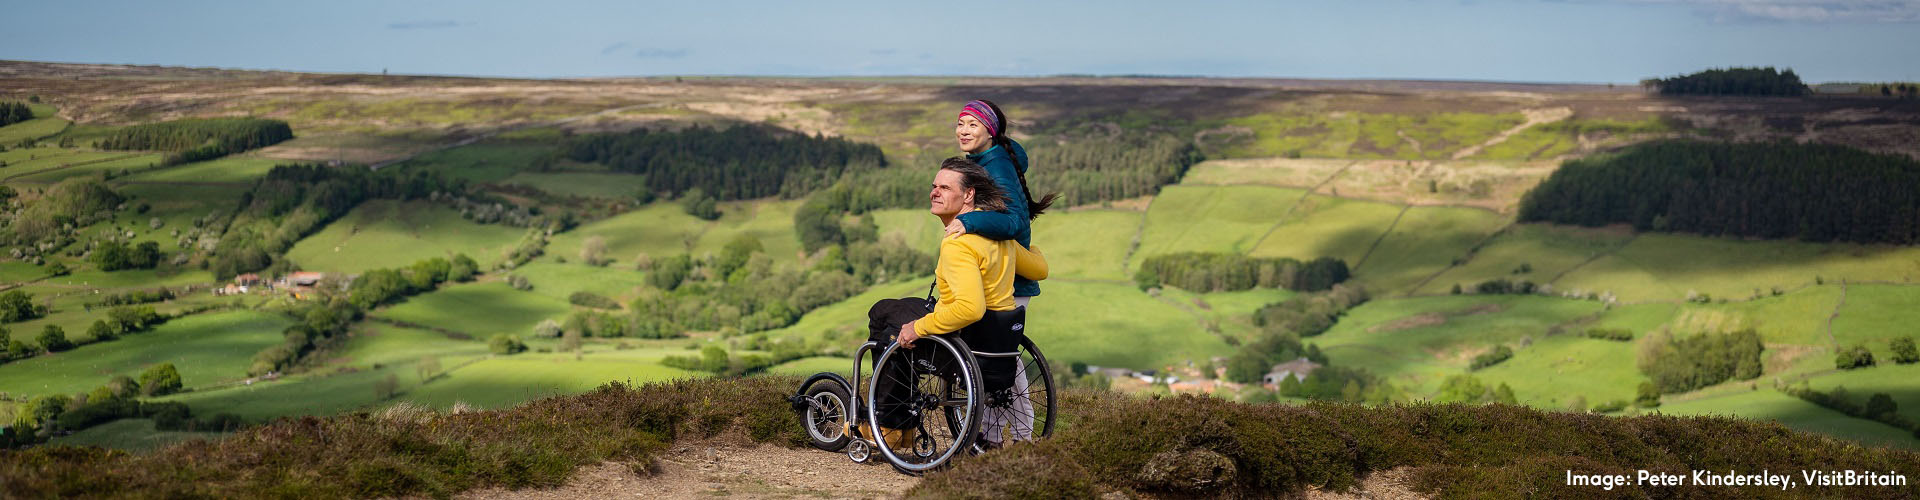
xmin=959 ymin=100 xmax=1000 ymax=137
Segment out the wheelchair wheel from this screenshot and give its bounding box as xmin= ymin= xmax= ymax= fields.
xmin=977 ymin=336 xmax=1056 ymax=448
xmin=800 ymin=380 xmax=852 ymax=452
xmin=866 ymin=335 xmax=981 ymax=475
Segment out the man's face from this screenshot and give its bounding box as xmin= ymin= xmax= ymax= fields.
xmin=929 ymin=169 xmax=972 ymax=217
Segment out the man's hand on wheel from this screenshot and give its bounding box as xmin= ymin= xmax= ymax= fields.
xmin=897 ymin=322 xmax=919 ymax=348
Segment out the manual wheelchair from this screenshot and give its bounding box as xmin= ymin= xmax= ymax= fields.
xmin=789 ymin=310 xmax=1056 ymax=474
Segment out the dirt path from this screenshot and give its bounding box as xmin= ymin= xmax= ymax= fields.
xmin=1450 ymin=107 xmax=1573 ymax=160
xmin=460 ymin=442 xmax=915 ymax=500
xmin=458 ymin=440 xmax=1431 ymax=499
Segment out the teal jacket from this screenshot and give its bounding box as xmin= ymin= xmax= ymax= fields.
xmin=956 ymin=140 xmax=1040 ymax=297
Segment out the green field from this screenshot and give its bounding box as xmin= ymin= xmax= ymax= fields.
xmin=1415 ymin=224 xmax=1635 ymax=296
xmin=1657 ymin=388 xmax=1920 ymax=451
xmin=1133 ymin=185 xmax=1304 ymax=265
xmin=9 ymin=287 xmax=227 ymax=346
xmin=1351 ymin=206 xmax=1509 ymax=294
xmin=1471 ymin=333 xmax=1641 ymax=409
xmin=0 ymin=310 xmax=293 ymax=398
xmin=155 ymin=362 xmax=424 ymax=421
xmin=500 ymin=171 xmax=647 ymax=199
xmin=547 ymin=202 xmax=709 ymax=265
xmin=0 ymin=103 xmax=69 ymax=145
xmin=1154 ymin=286 xmax=1298 ymax=343
xmin=285 ymin=200 xmax=525 ymax=273
xmin=374 ymin=281 xmax=572 ymax=339
xmin=1554 ymin=233 xmax=1920 ymax=303
xmin=1310 ymin=294 xmax=1605 ymax=398
xmin=49 ymin=418 xmax=224 ymax=453
xmin=1827 ymin=284 xmax=1920 ymax=350
xmin=391 ymin=142 xmax=557 ymax=183
xmin=1024 ymin=281 xmax=1237 ymax=370
xmin=9 ymin=152 xmax=164 ymax=184
xmin=1 ymin=148 xmax=161 ymax=184
xmin=870 ymin=208 xmax=944 ymax=256
xmin=766 ymin=356 xmax=851 ymax=377
xmin=119 ymin=155 xmax=287 ymax=184
xmin=1247 ymin=195 xmax=1404 ymax=264
xmin=508 ymin=261 xmax=650 ymax=304
xmin=399 ymin=349 xmax=704 ymax=410
xmin=1799 ymin=362 xmax=1920 ymax=430
xmin=1029 ymin=210 xmax=1145 ymax=281
xmin=688 ymin=199 xmax=806 ymax=263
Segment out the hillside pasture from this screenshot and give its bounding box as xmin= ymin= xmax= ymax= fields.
xmin=1414 ymin=224 xmax=1634 ymax=296
xmin=1831 ymin=284 xmax=1920 ymax=349
xmin=1132 ymin=185 xmax=1304 ymax=266
xmin=118 ymin=155 xmax=286 ymax=184
xmin=1247 ymin=194 xmax=1404 ymax=265
xmin=50 ymin=418 xmax=224 ymax=453
xmin=1471 ymin=333 xmax=1641 ymax=410
xmin=499 ymin=171 xmax=646 ymax=199
xmin=547 ymin=202 xmax=708 ymax=266
xmin=1350 ymin=206 xmax=1509 ymax=295
xmin=398 ymin=349 xmax=704 ymax=410
xmin=374 ymin=281 xmax=572 ymax=339
xmin=390 ymin=142 xmax=556 ymax=183
xmin=285 ymin=200 xmax=525 ymax=273
xmin=1553 ymin=233 xmax=1920 ymax=303
xmin=0 ymin=310 xmax=293 ymax=398
xmin=0 ymin=103 xmax=69 ymax=145
xmin=508 ymin=261 xmax=650 ymax=305
xmin=1029 ymin=209 xmax=1144 ymax=281
xmin=1657 ymin=388 xmax=1920 ymax=451
xmin=1023 ymin=281 xmax=1237 ymax=371
xmin=688 ymin=199 xmax=806 ymax=264
xmin=8 ymin=152 xmax=165 ymax=185
xmin=1310 ymin=295 xmax=1605 ymax=398
xmin=870 ymin=208 xmax=943 ymax=256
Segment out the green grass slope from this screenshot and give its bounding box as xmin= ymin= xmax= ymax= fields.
xmin=0 ymin=310 xmax=293 ymax=398
xmin=285 ymin=200 xmax=525 ymax=273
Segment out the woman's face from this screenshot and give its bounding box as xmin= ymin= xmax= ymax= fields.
xmin=956 ymin=114 xmax=992 ymax=154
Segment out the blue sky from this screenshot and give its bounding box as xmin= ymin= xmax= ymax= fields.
xmin=2 ymin=0 xmax=1916 ymax=83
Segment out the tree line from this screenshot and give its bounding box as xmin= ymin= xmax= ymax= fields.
xmin=1026 ymin=135 xmax=1203 ymax=206
xmin=563 ymin=125 xmax=887 ymax=201
xmin=1134 ymin=252 xmax=1351 ymax=293
xmin=1642 ymin=67 xmax=1808 ymax=96
xmin=95 ymin=118 xmax=294 ymax=165
xmin=1519 ymin=140 xmax=1920 ymax=244
xmin=0 ymin=102 xmax=33 ymax=127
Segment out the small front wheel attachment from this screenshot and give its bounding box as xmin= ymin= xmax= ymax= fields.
xmin=796 ymin=375 xmax=854 ymax=452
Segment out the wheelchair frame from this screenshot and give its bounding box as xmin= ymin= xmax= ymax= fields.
xmin=791 ymin=333 xmax=1055 ymax=474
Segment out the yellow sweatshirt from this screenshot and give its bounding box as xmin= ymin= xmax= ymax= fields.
xmin=913 ymin=231 xmax=1048 ymax=336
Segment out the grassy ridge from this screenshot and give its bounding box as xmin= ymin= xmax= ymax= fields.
xmin=918 ymin=389 xmax=1920 ymax=498
xmin=9 ymin=378 xmax=1916 ymax=498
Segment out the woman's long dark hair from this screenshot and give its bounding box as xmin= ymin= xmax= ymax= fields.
xmin=977 ymin=99 xmax=1060 ymax=219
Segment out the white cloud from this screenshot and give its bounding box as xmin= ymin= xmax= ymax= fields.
xmin=1622 ymin=0 xmax=1920 ymax=22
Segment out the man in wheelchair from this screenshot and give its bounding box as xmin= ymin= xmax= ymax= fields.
xmin=862 ymin=157 xmax=1048 ymax=453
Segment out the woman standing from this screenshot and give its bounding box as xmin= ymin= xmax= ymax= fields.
xmin=948 ymin=99 xmax=1058 ymax=448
